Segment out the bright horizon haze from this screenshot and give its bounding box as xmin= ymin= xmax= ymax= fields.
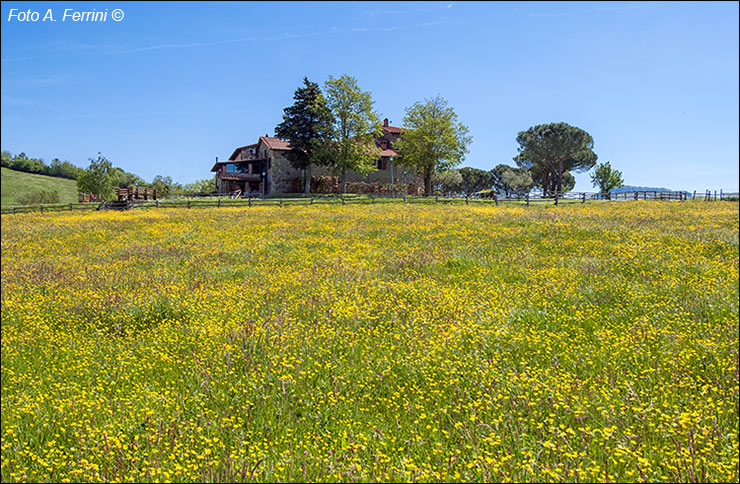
xmin=1 ymin=1 xmax=738 ymax=192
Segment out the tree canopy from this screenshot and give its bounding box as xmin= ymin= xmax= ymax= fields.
xmin=515 ymin=122 xmax=597 ymax=195
xmin=150 ymin=175 xmax=181 ymax=197
xmin=2 ymin=150 xmax=83 ymax=180
xmin=181 ymin=176 xmax=217 ymax=194
xmin=590 ymin=161 xmax=624 ymax=195
xmin=432 ymin=169 xmax=463 ymax=195
xmin=323 ymin=75 xmax=382 ymax=194
xmin=501 ymin=169 xmax=534 ymax=198
xmin=458 ymin=167 xmax=494 ymax=196
xmin=396 ymin=95 xmax=471 ymax=196
xmin=77 ymin=153 xmax=118 ymax=200
xmin=275 ymin=77 xmax=334 ymax=194
xmin=491 ymin=164 xmax=534 ymax=197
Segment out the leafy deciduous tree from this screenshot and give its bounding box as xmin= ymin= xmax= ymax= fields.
xmin=111 ymin=167 xmax=146 ymax=188
xmin=151 ymin=175 xmax=180 ymax=198
xmin=182 ymin=176 xmax=217 ymax=194
xmin=323 ymin=75 xmax=382 ymax=194
xmin=396 ymin=96 xmax=471 ymax=196
xmin=590 ymin=161 xmax=624 ymax=196
xmin=77 ymin=153 xmax=118 ymax=200
xmin=501 ymin=169 xmax=534 ymax=198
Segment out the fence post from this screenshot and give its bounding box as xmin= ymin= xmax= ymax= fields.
xmin=436 ymin=195 xmax=439 ymax=203
xmin=371 ymin=195 xmax=375 ymax=204
xmin=69 ymin=203 xmax=73 ymax=211
xmin=156 ymin=200 xmax=160 ymax=208
xmin=403 ymin=194 xmax=406 ymax=203
xmin=554 ymin=193 xmax=558 ymax=206
xmin=341 ymin=196 xmax=345 ymax=206
xmin=40 ymin=204 xmax=44 ymax=213
xmin=310 ymin=197 xmax=314 ymax=205
xmin=720 ymin=189 xmax=723 ymax=200
xmin=13 ymin=207 xmax=17 ymax=214
xmin=249 ymin=196 xmax=252 ymax=207
xmin=218 ymin=198 xmax=221 ymax=208
xmin=494 ymin=194 xmax=498 ymax=206
xmin=526 ymin=194 xmax=530 ymax=207
xmin=280 ymin=200 xmax=284 ymax=208
xmin=465 ymin=195 xmax=469 ymax=205
xmin=187 ymin=200 xmax=191 ymax=209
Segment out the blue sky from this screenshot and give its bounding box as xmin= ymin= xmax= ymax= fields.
xmin=2 ymin=1 xmax=738 ymax=191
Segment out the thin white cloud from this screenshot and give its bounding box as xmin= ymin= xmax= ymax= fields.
xmin=116 ymin=20 xmax=457 ymax=54
xmin=530 ymin=4 xmax=648 ymax=17
xmin=360 ymin=3 xmax=455 ymax=16
xmin=2 ymin=19 xmax=458 ymax=61
xmin=117 ymin=38 xmax=250 ymax=54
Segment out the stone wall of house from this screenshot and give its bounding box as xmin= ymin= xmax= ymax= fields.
xmin=267 ymin=150 xmax=302 ymax=194
xmin=265 ymin=148 xmax=422 ymax=194
xmin=314 ymin=161 xmax=422 ymax=189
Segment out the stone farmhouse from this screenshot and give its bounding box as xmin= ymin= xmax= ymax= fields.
xmin=211 ymin=119 xmax=419 ymax=195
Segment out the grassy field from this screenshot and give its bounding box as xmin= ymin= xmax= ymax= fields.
xmin=1 ymin=202 xmax=738 ymax=482
xmin=0 ymin=167 xmax=79 ymax=207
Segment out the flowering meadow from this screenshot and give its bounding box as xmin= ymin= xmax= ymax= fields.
xmin=1 ymin=201 xmax=738 ymax=482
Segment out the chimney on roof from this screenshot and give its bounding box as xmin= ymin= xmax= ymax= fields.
xmin=383 ymin=118 xmax=389 ymax=127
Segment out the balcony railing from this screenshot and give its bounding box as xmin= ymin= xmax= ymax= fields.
xmin=220 ymin=172 xmax=262 ymax=181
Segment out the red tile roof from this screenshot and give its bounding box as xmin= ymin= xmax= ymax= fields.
xmin=228 ymin=143 xmax=258 ymax=161
xmin=383 ymin=126 xmax=403 ymax=134
xmin=379 ymin=149 xmax=399 ymax=157
xmin=259 ymin=136 xmax=291 ymax=151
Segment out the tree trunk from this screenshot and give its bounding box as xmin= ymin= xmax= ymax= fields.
xmin=424 ymin=174 xmax=432 ymax=197
xmin=556 ymin=161 xmax=563 ymax=194
xmin=341 ymin=166 xmax=347 ymax=194
xmin=543 ymin=171 xmax=550 ymax=197
xmin=304 ymin=164 xmax=311 ymax=194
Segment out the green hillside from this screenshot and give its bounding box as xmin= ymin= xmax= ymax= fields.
xmin=1 ymin=167 xmax=79 ymax=207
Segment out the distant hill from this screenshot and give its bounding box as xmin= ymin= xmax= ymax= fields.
xmin=1 ymin=167 xmax=79 ymax=207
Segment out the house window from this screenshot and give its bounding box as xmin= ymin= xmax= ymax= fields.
xmin=377 ymin=158 xmax=387 ymax=170
xmin=225 ymin=162 xmax=250 ymax=173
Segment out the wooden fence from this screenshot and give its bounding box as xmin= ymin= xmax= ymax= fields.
xmin=1 ymin=190 xmax=736 ymax=215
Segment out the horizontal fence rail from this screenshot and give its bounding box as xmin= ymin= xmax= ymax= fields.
xmin=1 ymin=190 xmax=737 ymax=215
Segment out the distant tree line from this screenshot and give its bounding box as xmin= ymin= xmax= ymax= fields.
xmin=2 ymin=151 xmax=83 ymax=180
